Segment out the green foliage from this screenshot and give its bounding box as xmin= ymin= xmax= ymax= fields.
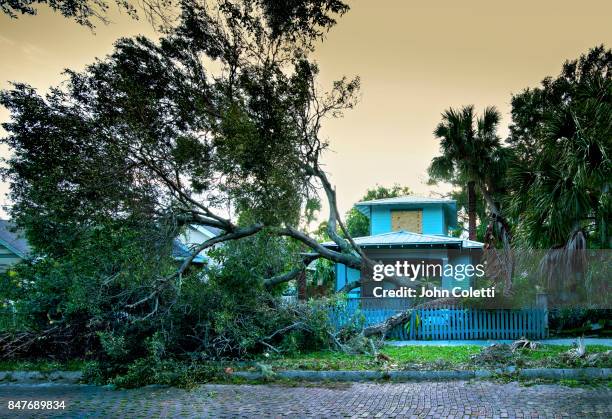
xmin=0 ymin=222 xmax=177 ymax=332
xmin=428 ymin=105 xmax=507 ymax=236
xmin=0 ymin=0 xmax=138 ymax=28
xmin=0 ymin=1 xmax=359 ymax=254
xmin=0 ymin=0 xmax=361 ymax=386
xmin=430 ymin=105 xmax=507 ymax=189
xmin=307 ymin=258 xmax=335 ymax=293
xmin=0 ymin=359 xmax=87 ymax=372
xmin=507 ymin=45 xmax=611 ymax=248
xmin=0 ymin=222 xmax=353 ymax=383
xmin=549 ymin=308 xmax=612 ymax=336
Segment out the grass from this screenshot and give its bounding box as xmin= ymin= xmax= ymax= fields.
xmin=252 ymin=344 xmax=611 ymax=372
xmin=257 ymin=346 xmax=481 ymax=371
xmin=1 ymin=345 xmax=610 ymax=374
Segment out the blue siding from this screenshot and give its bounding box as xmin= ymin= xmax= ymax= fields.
xmin=422 ymin=206 xmax=445 ymax=235
xmin=442 ymin=210 xmax=448 ymax=234
xmin=334 ymin=200 xmax=469 ymax=294
xmin=370 ymin=204 xmax=448 ymax=235
xmin=370 ymin=207 xmax=392 ymax=235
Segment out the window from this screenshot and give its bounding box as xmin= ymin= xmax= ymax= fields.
xmin=391 ymin=210 xmax=422 ymax=233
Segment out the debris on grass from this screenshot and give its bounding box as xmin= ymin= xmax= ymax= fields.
xmin=470 ymin=343 xmax=514 ymax=367
xmin=585 ymin=350 xmax=612 ymax=366
xmin=510 ymin=337 xmax=541 ymax=352
xmin=566 ymin=337 xmax=587 ymax=359
xmin=557 ymin=338 xmax=612 ymax=366
xmin=376 ymin=353 xmax=392 ymax=362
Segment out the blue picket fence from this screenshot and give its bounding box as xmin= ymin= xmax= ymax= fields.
xmin=330 ymin=299 xmax=548 ymax=340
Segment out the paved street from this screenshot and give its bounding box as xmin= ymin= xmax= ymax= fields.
xmin=0 ymin=381 xmax=610 ymax=418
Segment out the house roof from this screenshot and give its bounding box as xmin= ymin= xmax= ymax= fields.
xmin=171 ymin=240 xmax=208 ymax=264
xmin=322 ymin=230 xmax=483 ymax=249
xmin=354 ymin=195 xmax=458 ymax=229
xmin=0 ymin=220 xmax=31 ymax=258
xmin=355 ymin=195 xmax=455 ymax=206
xmin=462 ymin=239 xmax=485 ymax=249
xmin=190 ymin=224 xmax=224 ymax=238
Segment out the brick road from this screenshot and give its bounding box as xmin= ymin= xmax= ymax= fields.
xmin=0 ymin=381 xmax=610 ymax=418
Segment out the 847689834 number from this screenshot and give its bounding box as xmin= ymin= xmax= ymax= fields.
xmin=8 ymin=400 xmax=66 ymax=410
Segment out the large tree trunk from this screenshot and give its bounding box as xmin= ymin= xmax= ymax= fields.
xmin=297 ymin=269 xmax=307 ymax=301
xmin=478 ymin=184 xmax=514 ymax=295
xmin=467 ymin=180 xmax=477 ymax=240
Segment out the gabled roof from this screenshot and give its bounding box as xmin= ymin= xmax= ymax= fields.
xmin=0 ymin=220 xmax=31 ymax=258
xmin=355 ymin=195 xmax=455 ymax=206
xmin=322 ymin=230 xmax=483 ymax=249
xmin=172 ymin=240 xmax=208 ymax=264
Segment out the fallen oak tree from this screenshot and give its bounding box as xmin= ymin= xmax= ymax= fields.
xmin=0 ymin=0 xmax=454 ymax=354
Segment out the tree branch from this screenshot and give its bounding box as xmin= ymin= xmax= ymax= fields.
xmin=275 ymin=226 xmax=362 ymax=269
xmin=263 ymin=253 xmax=321 ymax=288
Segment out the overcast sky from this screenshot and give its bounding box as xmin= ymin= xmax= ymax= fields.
xmin=1 ymin=0 xmax=611 ymax=219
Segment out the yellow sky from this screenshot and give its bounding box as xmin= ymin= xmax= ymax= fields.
xmin=1 ymin=0 xmax=611 ymax=218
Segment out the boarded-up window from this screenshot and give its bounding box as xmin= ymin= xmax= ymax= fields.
xmin=391 ymin=210 xmax=422 ymax=233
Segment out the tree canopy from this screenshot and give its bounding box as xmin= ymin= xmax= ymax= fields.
xmin=1 ymin=0 xmax=372 ymax=312
xmin=1 ymin=0 xmax=349 ymax=31
xmin=507 ymin=45 xmax=611 ymax=249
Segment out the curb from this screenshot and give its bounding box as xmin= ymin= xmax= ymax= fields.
xmin=1 ymin=368 xmax=609 ymax=384
xmin=234 ymin=368 xmax=612 ymax=382
xmin=0 ymin=371 xmax=82 ymax=384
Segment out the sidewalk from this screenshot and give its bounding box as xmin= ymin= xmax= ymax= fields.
xmin=386 ymin=338 xmax=612 ymax=346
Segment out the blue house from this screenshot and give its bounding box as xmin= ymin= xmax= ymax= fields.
xmin=325 ymin=196 xmax=484 ymax=303
xmin=322 ymin=197 xmax=551 ymax=340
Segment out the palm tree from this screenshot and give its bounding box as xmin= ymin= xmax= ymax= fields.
xmin=507 ymin=46 xmax=611 ymax=246
xmin=429 ymin=105 xmax=515 ymax=293
xmin=428 ymin=105 xmax=504 ymax=241
xmin=506 ymin=48 xmax=611 ymax=297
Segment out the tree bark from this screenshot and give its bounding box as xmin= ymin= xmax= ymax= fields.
xmin=363 ymin=297 xmax=460 ymax=337
xmin=467 ymin=180 xmax=477 ymax=240
xmin=297 ymin=269 xmax=307 ymax=301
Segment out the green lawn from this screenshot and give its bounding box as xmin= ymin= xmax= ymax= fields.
xmin=255 ymin=344 xmax=611 ymax=371
xmin=1 ymin=345 xmax=609 ymax=373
